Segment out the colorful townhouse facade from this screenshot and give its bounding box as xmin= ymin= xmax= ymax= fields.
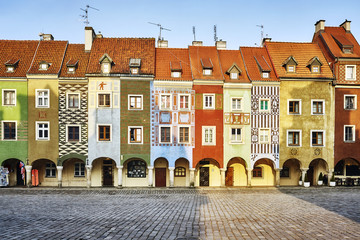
xmin=312 ymin=20 xmax=360 ymax=183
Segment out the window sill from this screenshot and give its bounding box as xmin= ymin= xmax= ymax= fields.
xmin=344 ymin=141 xmax=355 ymax=143
xmin=74 ymin=175 xmax=85 ymax=178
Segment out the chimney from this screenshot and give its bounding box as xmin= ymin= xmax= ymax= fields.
xmin=215 ymin=40 xmax=226 ymax=50
xmin=262 ymin=37 xmax=272 ymax=46
xmin=85 ymin=26 xmax=96 ymax=52
xmin=340 ymin=19 xmax=351 ymax=32
xmin=96 ymin=34 xmax=103 ymax=38
xmin=315 ymin=20 xmax=325 ymax=33
xmin=157 ymin=39 xmax=168 ymax=48
xmin=39 ymin=33 xmax=54 ymax=41
xmin=192 ymin=41 xmax=203 ymax=46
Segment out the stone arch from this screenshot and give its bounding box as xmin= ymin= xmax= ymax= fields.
xmin=91 ymin=157 xmax=117 ymax=187
xmin=334 ymin=158 xmax=360 ymax=177
xmin=226 ymin=157 xmax=247 ymax=187
xmin=174 ymin=158 xmax=190 ymax=187
xmin=280 ymin=158 xmax=302 ymax=186
xmin=252 ymin=158 xmax=275 ymax=186
xmin=122 ymin=158 xmax=148 ymax=187
xmin=307 ymin=158 xmax=329 ymax=186
xmin=31 ymin=158 xmax=57 ymax=187
xmin=195 ymin=158 xmax=221 ymax=187
xmin=154 ymin=157 xmax=169 ymax=187
xmin=58 ymin=153 xmax=87 ymax=166
xmin=1 ymin=158 xmax=25 ymax=187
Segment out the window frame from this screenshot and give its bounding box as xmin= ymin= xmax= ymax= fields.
xmin=203 ymin=69 xmax=213 ymax=76
xmin=287 ymin=65 xmax=296 ymax=73
xmin=1 ymin=121 xmax=17 ymax=141
xmin=159 ymin=94 xmax=172 ymax=110
xmin=35 ymin=89 xmax=50 ymax=108
xmin=2 ymin=89 xmax=16 ymax=106
xmin=344 ymin=125 xmax=355 ymax=143
xmin=344 ymin=94 xmax=357 ymax=110
xmin=311 ymin=99 xmax=325 ymax=115
xmin=178 ymin=126 xmax=190 ymax=144
xmin=310 ymin=130 xmax=325 ymax=147
xmin=36 ymin=121 xmax=50 ymax=141
xmin=259 ymin=98 xmax=270 ymax=112
xmin=203 ymin=94 xmax=215 ymax=109
xmin=230 ymin=127 xmax=243 ymax=144
xmin=66 ymin=124 xmax=81 ymax=142
xmin=127 ymin=160 xmax=147 ymax=178
xmin=45 ymin=162 xmax=56 ymax=178
xmin=262 ymin=72 xmax=269 ymax=78
xmin=259 ymin=128 xmax=271 ymax=144
xmin=97 ymin=92 xmax=111 ymax=108
xmin=128 ymin=126 xmax=143 ymax=144
xmin=66 ymin=92 xmax=80 ymax=109
xmin=97 ymin=124 xmax=111 ymax=142
xmin=202 ymin=126 xmax=216 ymax=146
xmin=288 ymin=99 xmax=301 ymax=115
xmin=159 ymin=126 xmax=172 ymax=144
xmin=174 ymin=167 xmax=186 ymax=177
xmin=179 ymin=94 xmax=190 ymax=110
xmin=311 ymin=65 xmax=320 ymax=73
xmin=230 ymin=72 xmax=238 ymax=80
xmin=102 ymin=62 xmax=111 ymax=74
xmin=252 ymin=167 xmax=262 ymax=178
xmin=74 ymin=162 xmax=85 ymax=177
xmin=128 ymin=94 xmax=143 ymax=110
xmin=345 ymin=65 xmax=356 ymax=80
xmin=171 ymin=71 xmax=181 ymax=78
xmin=280 ymin=167 xmax=290 ymax=178
xmin=287 ymin=130 xmax=302 ymax=147
xmin=231 ymin=97 xmax=242 ymax=111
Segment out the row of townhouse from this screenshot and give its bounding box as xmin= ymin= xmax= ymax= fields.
xmin=1 ymin=20 xmax=359 ymax=188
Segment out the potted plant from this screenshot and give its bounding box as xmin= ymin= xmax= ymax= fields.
xmin=329 ymin=174 xmax=336 ymax=187
xmin=298 ymin=174 xmax=302 ymax=186
xmin=304 ymin=173 xmax=310 ymax=187
xmin=317 ymin=172 xmax=323 ymax=186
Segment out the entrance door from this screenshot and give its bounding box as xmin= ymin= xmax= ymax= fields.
xmin=225 ymin=167 xmax=234 ymax=186
xmin=103 ymin=165 xmax=113 ymax=186
xmin=155 ymin=168 xmax=166 ymax=187
xmin=308 ymin=166 xmax=314 ymax=186
xmin=200 ymin=167 xmax=209 ymax=186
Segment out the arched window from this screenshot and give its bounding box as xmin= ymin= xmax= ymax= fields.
xmin=127 ymin=160 xmax=146 ymax=178
xmin=174 ymin=167 xmax=186 ymax=177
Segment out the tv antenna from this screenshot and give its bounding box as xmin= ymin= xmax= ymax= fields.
xmin=148 ymin=22 xmax=171 ymax=40
xmin=193 ymin=26 xmax=196 ymax=41
xmin=214 ymin=25 xmax=218 ymax=42
xmin=80 ymin=5 xmax=99 ymax=26
xmin=256 ymin=24 xmax=264 ymax=46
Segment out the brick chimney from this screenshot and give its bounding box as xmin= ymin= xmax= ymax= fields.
xmin=192 ymin=41 xmax=203 ymax=46
xmin=157 ymin=39 xmax=168 ymax=48
xmin=215 ymin=40 xmax=226 ymax=49
xmin=85 ymin=26 xmax=96 ymax=52
xmin=315 ymin=20 xmax=325 ymax=33
xmin=340 ymin=19 xmax=351 ymax=32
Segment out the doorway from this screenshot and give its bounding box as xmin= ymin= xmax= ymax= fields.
xmin=200 ymin=167 xmax=209 ymax=186
xmin=103 ymin=164 xmax=113 ymax=186
xmin=155 ymin=168 xmax=166 ymax=187
xmin=225 ymin=167 xmax=234 ymax=186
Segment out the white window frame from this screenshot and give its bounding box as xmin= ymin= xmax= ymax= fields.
xmin=102 ymin=63 xmax=111 ymax=74
xmin=66 ymin=124 xmax=81 ymax=142
xmin=35 ymin=89 xmax=50 ymax=108
xmin=259 ymin=128 xmax=270 ymax=144
xmin=159 ymin=125 xmax=172 ymax=144
xmin=128 ymin=94 xmax=143 ymax=110
xmin=171 ymin=71 xmax=181 ymax=78
xmin=311 ymin=99 xmax=325 ymax=115
xmin=203 ymin=69 xmax=212 ymax=76
xmin=286 ymin=130 xmax=302 ymax=147
xmin=2 ymin=89 xmax=16 ymax=106
xmin=36 ymin=121 xmax=50 ymax=141
xmin=45 ymin=163 xmax=56 ymax=178
xmin=131 ymin=67 xmax=139 ymax=75
xmin=128 ymin=126 xmax=143 ymax=144
xmin=311 ymin=65 xmax=320 ymax=73
xmin=345 ymin=65 xmax=356 ymax=80
xmin=230 ymin=72 xmax=238 ymax=80
xmin=344 ymin=125 xmax=355 ymax=143
xmin=202 ymin=126 xmax=216 ymax=146
xmin=97 ymin=92 xmax=112 ymax=108
xmin=203 ymin=94 xmax=215 ymax=109
xmin=6 ymin=66 xmax=14 ymax=73
xmin=230 ymin=127 xmax=243 ymax=144
xmin=67 ymin=66 xmax=76 ymax=74
xmin=287 ymin=65 xmax=296 ymax=73
xmin=287 ymin=99 xmax=302 ymax=115
xmin=97 ymin=124 xmax=112 ymax=142
xmin=231 ymin=97 xmax=242 ymax=111
xmin=160 ymin=94 xmax=172 ymax=110
xmin=262 ymin=72 xmax=269 ymax=78
xmin=66 ymin=92 xmax=80 ymax=109
xmin=179 ymin=94 xmax=190 ymax=110
xmin=344 ymin=94 xmax=357 ymax=110
xmin=178 ymin=125 xmax=190 ymax=144
xmin=310 ymin=130 xmax=325 ymax=147
xmin=259 ymin=98 xmax=270 ymax=112
xmin=74 ymin=162 xmax=85 ymax=177
xmin=1 ymin=121 xmax=17 ymax=141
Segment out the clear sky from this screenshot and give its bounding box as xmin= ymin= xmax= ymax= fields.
xmin=1 ymin=0 xmax=360 ymax=49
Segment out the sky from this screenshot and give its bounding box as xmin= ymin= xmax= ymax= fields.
xmin=1 ymin=0 xmax=360 ymax=49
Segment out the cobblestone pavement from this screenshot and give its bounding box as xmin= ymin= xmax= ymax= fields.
xmin=0 ymin=187 xmax=359 ymax=240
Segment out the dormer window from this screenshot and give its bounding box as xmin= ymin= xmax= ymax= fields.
xmin=5 ymin=59 xmax=19 ymax=73
xmin=254 ymin=56 xmax=272 ymax=79
xmin=262 ymin=72 xmax=269 ymax=78
xmin=312 ymin=66 xmax=319 ymax=73
xmin=307 ymin=57 xmax=322 ymax=74
xmin=39 ymin=61 xmax=50 ymax=71
xmin=170 ymin=61 xmax=182 ymax=78
xmin=332 ymin=35 xmax=354 ymax=54
xmin=99 ymin=53 xmax=114 ymax=74
xmin=287 ymin=65 xmax=295 ymax=73
xmin=66 ymin=59 xmax=79 ymax=74
xmin=283 ymin=56 xmax=298 ymax=73
xmin=171 ymin=71 xmax=181 ymax=78
xmin=226 ymin=63 xmax=242 ymax=80
xmin=68 ymin=67 xmax=75 ymax=73
xmin=230 ymin=72 xmax=238 ymax=79
xmin=6 ymin=66 xmax=14 ymax=73
xmin=201 ymin=58 xmax=213 ymax=76
xmin=203 ymin=69 xmax=212 ymax=75
xmin=131 ymin=68 xmax=139 ymax=75
xmin=129 ymin=58 xmax=141 ymax=75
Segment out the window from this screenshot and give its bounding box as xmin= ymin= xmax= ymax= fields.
xmin=171 ymin=71 xmax=181 ymax=78
xmin=259 ymin=99 xmax=269 ymax=112
xmin=175 ymin=167 xmax=186 ymax=177
xmin=253 ymin=167 xmax=262 ymax=177
xmin=203 ymin=69 xmax=212 ymax=75
xmin=179 ymin=127 xmax=190 ymax=143
xmin=287 ymin=131 xmax=301 ymax=146
xmin=98 ymin=125 xmax=111 ymax=141
xmin=312 ymin=100 xmax=324 ymax=115
xmin=67 ymin=125 xmax=80 ymax=142
xmin=344 ymin=125 xmax=355 ymax=142
xmin=131 ymin=68 xmax=139 ymax=75
xmin=2 ymin=121 xmax=16 ymax=140
xmin=160 ymin=94 xmax=171 ymax=110
xmin=2 ymin=90 xmax=16 ymax=106
xmin=230 ymin=72 xmax=238 ymax=79
xmin=345 ymin=65 xmax=356 ymax=80
xmin=127 ymin=160 xmax=146 ymax=178
xmin=36 ymin=89 xmax=49 ymax=108
xmin=280 ymin=167 xmax=290 ymax=178
xmin=39 ymin=63 xmax=49 ymax=70
xmin=203 ymin=94 xmax=215 ymax=109
xmin=67 ymin=67 xmax=76 ymax=74
xmin=102 ymin=63 xmax=111 ymax=73
xmin=45 ymin=163 xmax=56 ymax=178
xmin=129 ymin=127 xmax=143 ymax=144
xmin=36 ymin=122 xmax=49 ymax=140
xmin=259 ymin=129 xmax=270 ymax=144
xmin=74 ymin=162 xmax=85 ymax=177
xmin=288 ymin=100 xmax=300 ymax=114
xmin=179 ymin=95 xmax=189 ymax=110
xmin=287 ymin=65 xmax=295 ymax=73
xmin=312 ymin=66 xmax=320 ymax=73
xmin=129 ymin=95 xmax=142 ymax=110
xmin=344 ymin=95 xmax=356 ymax=110
xmin=230 ymin=128 xmax=242 ymax=143
xmin=311 ymin=131 xmax=324 ymax=146
xmin=98 ymin=93 xmax=111 ymax=107
xmin=6 ymin=66 xmax=14 ymax=73
xmin=160 ymin=126 xmax=171 ymax=143
xmin=202 ymin=126 xmax=216 ymax=145
xmin=231 ymin=98 xmax=242 ymax=111
xmin=262 ymin=72 xmax=269 ymax=78
xmin=67 ymin=93 xmax=80 ymax=109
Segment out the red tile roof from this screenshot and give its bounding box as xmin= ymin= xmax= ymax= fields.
xmin=188 ymin=46 xmax=224 ymax=80
xmin=155 ymin=48 xmax=192 ymax=81
xmin=27 ymin=40 xmax=68 ymax=75
xmin=318 ymin=27 xmax=360 ymax=58
xmin=86 ymin=38 xmax=155 ymax=75
xmin=217 ymin=50 xmax=250 ymax=83
xmin=0 ymin=40 xmax=39 ymax=77
xmin=265 ymin=42 xmax=334 ymax=79
xmin=59 ymin=44 xmax=90 ymax=78
xmin=240 ymin=47 xmax=278 ymax=82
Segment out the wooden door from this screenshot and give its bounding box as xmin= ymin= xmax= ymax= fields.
xmin=103 ymin=165 xmax=113 ymax=186
xmin=225 ymin=167 xmax=234 ymax=186
xmin=200 ymin=167 xmax=209 ymax=186
xmin=155 ymin=168 xmax=166 ymax=187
